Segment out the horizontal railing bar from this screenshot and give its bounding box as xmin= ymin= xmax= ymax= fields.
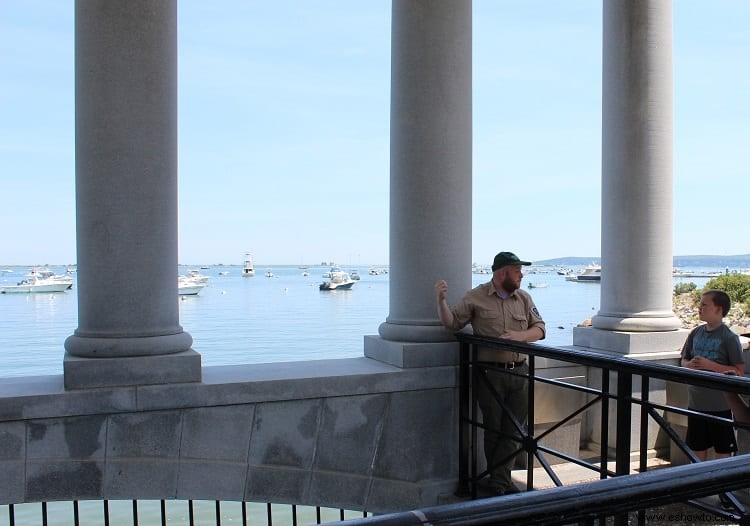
xmin=534 ymin=444 xmax=617 ymax=478
xmin=456 ymin=333 xmax=750 ymax=395
xmin=339 ymin=455 xmax=750 ymax=526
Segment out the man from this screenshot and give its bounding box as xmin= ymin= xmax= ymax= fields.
xmin=435 ymin=251 xmax=545 ymax=495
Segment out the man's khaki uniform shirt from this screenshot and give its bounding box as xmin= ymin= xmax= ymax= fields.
xmin=447 ymin=281 xmax=546 ymax=363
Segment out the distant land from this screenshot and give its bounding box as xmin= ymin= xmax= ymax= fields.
xmin=3 ymin=255 xmax=750 ymax=269
xmin=535 ymin=255 xmax=750 ymax=268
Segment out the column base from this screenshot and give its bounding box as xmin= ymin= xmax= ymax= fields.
xmin=364 ymin=335 xmax=459 ymax=368
xmin=572 ymin=326 xmax=689 ymax=357
xmin=64 ymin=349 xmax=201 ymax=390
xmin=591 ymin=313 xmax=682 ymax=332
xmin=65 ymin=331 xmax=193 ymax=358
xmin=378 ymin=321 xmax=455 ymax=343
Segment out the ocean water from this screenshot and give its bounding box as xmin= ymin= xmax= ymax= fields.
xmin=0 ymin=264 xmax=716 ymax=379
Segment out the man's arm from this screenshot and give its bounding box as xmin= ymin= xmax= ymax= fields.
xmin=500 ymin=325 xmax=544 ymax=343
xmin=434 ymin=280 xmax=455 ymax=329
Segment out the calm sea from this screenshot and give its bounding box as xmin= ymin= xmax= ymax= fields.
xmin=0 ymin=264 xmax=716 ymax=379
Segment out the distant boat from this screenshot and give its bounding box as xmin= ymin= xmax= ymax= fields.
xmin=527 ymin=282 xmax=548 ymax=289
xmin=186 ymin=269 xmax=209 ymax=284
xmin=319 ymin=270 xmax=356 ymax=291
xmin=242 ymin=253 xmax=255 ymax=277
xmin=265 ymin=271 xmax=274 ymax=278
xmin=350 ymin=270 xmax=361 ymax=281
xmin=218 ymin=271 xmax=229 ymax=276
xmin=1 ymin=268 xmax=71 ymax=294
xmin=178 ymin=276 xmax=205 ymax=296
xmin=568 ymin=263 xmax=601 ymax=282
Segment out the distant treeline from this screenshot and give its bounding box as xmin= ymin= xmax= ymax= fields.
xmin=536 ymin=255 xmax=750 ymax=268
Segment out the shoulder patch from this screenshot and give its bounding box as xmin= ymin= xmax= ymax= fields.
xmin=530 ymin=306 xmax=541 ymax=318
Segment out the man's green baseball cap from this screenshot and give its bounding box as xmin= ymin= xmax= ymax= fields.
xmin=491 ymin=251 xmax=532 ymax=272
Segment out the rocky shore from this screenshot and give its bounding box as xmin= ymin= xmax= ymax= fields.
xmin=580 ymin=293 xmax=750 ymax=338
xmin=673 ymin=292 xmax=750 ymax=336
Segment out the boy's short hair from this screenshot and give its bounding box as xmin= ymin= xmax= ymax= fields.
xmin=703 ymin=289 xmax=731 ymax=317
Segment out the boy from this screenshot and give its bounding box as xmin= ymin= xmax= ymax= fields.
xmin=680 ymin=290 xmax=744 ymax=461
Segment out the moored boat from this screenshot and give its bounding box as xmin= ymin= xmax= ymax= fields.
xmin=319 ymin=270 xmax=356 ymax=291
xmin=569 ymin=263 xmax=601 ymax=282
xmin=242 ymin=252 xmax=255 ymax=277
xmin=178 ymin=276 xmax=205 ymax=296
xmin=0 ymin=269 xmax=71 ymax=294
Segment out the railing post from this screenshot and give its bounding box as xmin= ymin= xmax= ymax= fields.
xmin=457 ymin=340 xmax=470 ymax=497
xmin=471 ymin=343 xmax=479 ymax=499
xmin=526 ymin=355 xmax=535 ymax=491
xmin=615 ymin=370 xmax=633 ymax=526
xmin=600 ymin=369 xmax=610 ymax=480
xmin=616 ymin=371 xmax=633 ymax=475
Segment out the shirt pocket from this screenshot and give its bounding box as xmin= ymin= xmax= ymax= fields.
xmin=476 ymin=308 xmax=499 ymax=321
xmin=511 ymin=313 xmax=529 ymax=331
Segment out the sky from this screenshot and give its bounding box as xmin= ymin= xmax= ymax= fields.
xmin=0 ymin=1 xmax=748 ymax=267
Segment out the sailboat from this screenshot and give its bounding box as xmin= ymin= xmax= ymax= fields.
xmin=242 ymin=252 xmax=255 ymax=277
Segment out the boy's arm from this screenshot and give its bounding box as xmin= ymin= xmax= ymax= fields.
xmin=691 ymin=356 xmax=744 ymax=375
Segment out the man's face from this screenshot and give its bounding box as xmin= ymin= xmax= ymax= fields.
xmin=498 ymin=264 xmax=524 ymax=292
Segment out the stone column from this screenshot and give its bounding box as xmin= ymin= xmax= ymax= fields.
xmin=64 ymin=1 xmax=200 ymax=388
xmin=365 ymin=1 xmax=472 ymax=367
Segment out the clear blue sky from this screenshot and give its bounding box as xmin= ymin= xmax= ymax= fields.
xmin=1 ymin=2 xmax=748 ymax=267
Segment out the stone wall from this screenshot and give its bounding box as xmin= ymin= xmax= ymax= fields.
xmin=0 ymin=358 xmax=457 ymax=514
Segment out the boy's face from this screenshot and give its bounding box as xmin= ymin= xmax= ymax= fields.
xmin=698 ymin=294 xmax=722 ymax=322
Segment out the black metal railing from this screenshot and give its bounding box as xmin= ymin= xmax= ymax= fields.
xmin=0 ymin=500 xmax=367 ymax=526
xmin=456 ymin=333 xmax=750 ymax=524
xmin=339 ymin=455 xmax=750 ymax=526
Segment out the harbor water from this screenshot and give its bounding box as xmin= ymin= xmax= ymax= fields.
xmin=0 ymin=264 xmax=717 ymax=379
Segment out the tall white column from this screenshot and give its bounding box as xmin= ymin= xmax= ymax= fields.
xmin=64 ymin=1 xmax=199 ymax=388
xmin=366 ymin=1 xmax=471 ymax=366
xmin=591 ymin=0 xmax=681 ymax=334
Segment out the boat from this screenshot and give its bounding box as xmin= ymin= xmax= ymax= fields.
xmin=218 ymin=271 xmax=229 ymax=276
xmin=178 ymin=276 xmax=205 ymax=295
xmin=319 ymin=270 xmax=356 ymax=291
xmin=569 ymin=263 xmax=601 ymax=282
xmin=0 ymin=270 xmax=71 ymax=294
xmin=36 ymin=269 xmax=74 ymax=289
xmin=527 ymin=282 xmax=548 ymax=289
xmin=186 ymin=269 xmax=210 ymax=284
xmin=242 ymin=253 xmax=255 ymax=277
xmin=350 ymin=270 xmax=361 ymax=281
xmin=265 ymin=271 xmax=274 ymax=278
xmin=322 ymin=266 xmax=341 ymax=279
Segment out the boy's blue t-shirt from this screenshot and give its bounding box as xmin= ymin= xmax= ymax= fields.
xmin=681 ymin=323 xmax=743 ymax=411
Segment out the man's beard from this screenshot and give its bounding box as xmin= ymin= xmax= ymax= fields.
xmin=501 ymin=275 xmax=519 ymax=293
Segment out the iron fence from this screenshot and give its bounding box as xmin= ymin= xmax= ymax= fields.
xmin=0 ymin=500 xmax=367 ymax=526
xmin=456 ymin=333 xmax=750 ymax=524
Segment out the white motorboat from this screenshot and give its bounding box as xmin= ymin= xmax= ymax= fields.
xmin=569 ymin=263 xmax=601 ymax=282
xmin=350 ymin=270 xmax=361 ymax=281
xmin=527 ymin=282 xmax=548 ymax=289
xmin=242 ymin=252 xmax=255 ymax=277
xmin=319 ymin=270 xmax=356 ymax=291
xmin=36 ymin=269 xmax=74 ymax=289
xmin=178 ymin=276 xmax=205 ymax=296
xmin=186 ymin=269 xmax=210 ymax=284
xmin=0 ymin=270 xmax=71 ymax=294
xmin=265 ymin=271 xmax=274 ymax=278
